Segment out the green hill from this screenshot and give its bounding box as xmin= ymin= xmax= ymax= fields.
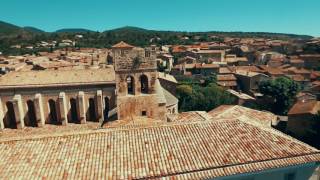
xmin=55 ymin=28 xmax=94 ymax=33
xmin=0 ymin=20 xmax=315 ymax=55
xmin=23 ymin=26 xmax=45 ymax=33
xmin=0 ymin=21 xmax=26 ymax=35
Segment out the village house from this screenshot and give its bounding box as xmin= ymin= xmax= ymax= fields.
xmin=224 ymin=54 xmax=249 ymax=66
xmin=227 ymin=89 xmax=256 ymax=106
xmin=300 ymin=54 xmax=320 ymax=69
xmin=188 ymin=49 xmax=226 ymax=63
xmin=234 ymin=71 xmax=270 ymax=96
xmin=216 ymin=74 xmax=238 ymax=89
xmin=287 ymin=99 xmax=320 ymax=148
xmin=157 ymin=53 xmax=174 ymax=71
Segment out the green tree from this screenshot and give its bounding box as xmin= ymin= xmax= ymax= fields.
xmin=258 ymin=77 xmax=301 ymax=115
xmin=176 ymin=82 xmax=235 ymax=112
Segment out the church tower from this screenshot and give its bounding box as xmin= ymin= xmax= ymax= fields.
xmin=112 ymin=42 xmax=166 ymax=120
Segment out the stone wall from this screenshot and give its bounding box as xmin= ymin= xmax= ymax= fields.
xmin=117 ymin=94 xmax=166 ymax=121
xmin=113 ymin=47 xmax=157 ymax=71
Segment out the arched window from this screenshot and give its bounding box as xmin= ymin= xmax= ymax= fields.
xmin=69 ymin=98 xmax=79 ymax=123
xmin=4 ymin=101 xmax=17 ymax=129
xmin=127 ymin=76 xmax=134 ymax=95
xmin=26 ymin=100 xmax=37 ymax=127
xmin=140 ymin=74 xmax=148 ymax=94
xmin=88 ymin=98 xmax=97 ymax=121
xmin=48 ymin=99 xmax=58 ymax=124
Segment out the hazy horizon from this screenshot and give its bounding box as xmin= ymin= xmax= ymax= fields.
xmin=1 ymin=0 xmax=319 ymax=37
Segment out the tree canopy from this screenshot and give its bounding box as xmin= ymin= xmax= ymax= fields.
xmin=176 ymin=74 xmax=235 ymax=112
xmin=258 ymin=77 xmax=301 ymax=115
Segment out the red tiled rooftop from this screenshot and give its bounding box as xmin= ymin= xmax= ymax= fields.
xmin=288 ymin=100 xmax=320 ymax=115
xmin=0 ymin=118 xmax=319 ymax=179
xmin=217 ymin=74 xmax=237 ymax=81
xmin=208 ymin=105 xmax=277 ymax=127
xmin=112 ymin=41 xmax=135 ymax=49
xmin=217 ymin=81 xmax=237 ymax=87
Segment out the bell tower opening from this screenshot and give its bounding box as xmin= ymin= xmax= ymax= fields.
xmin=127 ymin=76 xmax=134 ymax=95
xmin=140 ymin=74 xmax=148 ymax=94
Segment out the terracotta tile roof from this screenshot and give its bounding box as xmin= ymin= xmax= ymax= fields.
xmin=288 ymin=100 xmax=320 ymax=115
xmin=285 ymin=67 xmax=311 ymax=75
xmin=218 ymin=67 xmax=232 ymax=74
xmin=112 ymin=41 xmax=135 ymax=48
xmin=199 ymin=64 xmax=219 ymax=69
xmin=172 ymin=45 xmax=187 ymax=53
xmin=311 ymin=71 xmax=320 ymax=80
xmin=158 ymin=72 xmax=178 ymax=83
xmin=0 ymin=119 xmax=319 ymax=179
xmin=227 ymin=89 xmax=255 ymax=100
xmin=290 ymin=59 xmax=304 ymax=64
xmin=259 ymin=66 xmax=284 ymax=75
xmin=167 ymin=111 xmax=211 ymax=122
xmin=208 ymin=105 xmax=277 ymax=127
xmin=217 ymin=74 xmax=237 ymax=81
xmin=288 ymin=74 xmax=307 ymax=82
xmin=229 ymin=66 xmax=261 ymax=73
xmin=217 ymin=81 xmax=237 ymax=87
xmin=0 ymin=68 xmax=115 ymax=88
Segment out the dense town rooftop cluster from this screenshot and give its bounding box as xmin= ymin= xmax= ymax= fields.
xmin=0 ymin=31 xmax=319 ymax=179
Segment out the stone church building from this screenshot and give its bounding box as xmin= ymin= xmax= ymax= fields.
xmin=0 ymin=42 xmax=178 ymax=129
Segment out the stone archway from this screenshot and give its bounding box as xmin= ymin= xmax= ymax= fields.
xmin=26 ymin=100 xmax=37 ymax=127
xmin=4 ymin=101 xmax=17 ymax=129
xmin=140 ymin=74 xmax=148 ymax=94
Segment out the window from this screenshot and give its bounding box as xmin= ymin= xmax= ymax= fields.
xmin=142 ymin=111 xmax=147 ymax=116
xmin=120 ymin=50 xmax=125 ymax=57
xmin=140 ymin=74 xmax=148 ymax=94
xmin=284 ymin=172 xmax=296 ymax=180
xmin=145 ymin=50 xmax=150 ymax=57
xmin=127 ymin=76 xmax=134 ymax=95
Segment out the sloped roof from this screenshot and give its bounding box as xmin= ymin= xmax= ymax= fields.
xmin=158 ymin=72 xmax=178 ymax=83
xmin=227 ymin=89 xmax=255 ymax=100
xmin=217 ymin=74 xmax=237 ymax=81
xmin=208 ymin=105 xmax=277 ymax=127
xmin=112 ymin=41 xmax=135 ymax=49
xmin=288 ymin=100 xmax=320 ymax=115
xmin=0 ymin=68 xmax=115 ymax=88
xmin=0 ymin=118 xmax=318 ymax=179
xmin=162 ymin=87 xmax=178 ymax=107
xmin=167 ymin=111 xmax=210 ymax=122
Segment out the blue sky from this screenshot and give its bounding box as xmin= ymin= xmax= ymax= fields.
xmin=0 ymin=0 xmax=319 ymax=36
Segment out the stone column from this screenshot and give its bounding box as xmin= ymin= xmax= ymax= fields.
xmin=12 ymin=95 xmax=25 ymax=129
xmin=58 ymin=92 xmax=68 ymax=125
xmin=34 ymin=93 xmax=45 ymax=127
xmin=0 ymin=97 xmax=4 ymax=129
xmin=77 ymin=91 xmax=86 ymax=124
xmin=96 ymin=90 xmax=104 ymax=123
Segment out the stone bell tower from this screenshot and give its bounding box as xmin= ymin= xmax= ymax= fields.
xmin=112 ymin=42 xmax=166 ymax=120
